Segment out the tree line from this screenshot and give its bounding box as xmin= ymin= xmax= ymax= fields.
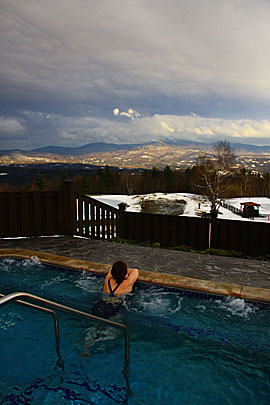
xmin=1 ymin=163 xmax=269 ymax=198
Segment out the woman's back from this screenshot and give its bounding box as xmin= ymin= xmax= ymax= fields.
xmin=103 ymin=261 xmax=139 ymax=296
xmin=103 ymin=275 xmax=137 ymax=296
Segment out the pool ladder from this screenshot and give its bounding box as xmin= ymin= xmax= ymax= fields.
xmin=0 ymin=291 xmax=130 ymax=367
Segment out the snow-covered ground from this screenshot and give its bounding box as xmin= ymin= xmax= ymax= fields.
xmin=90 ymin=193 xmax=270 ymax=223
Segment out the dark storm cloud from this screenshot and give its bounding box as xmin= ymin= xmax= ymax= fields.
xmin=1 ymin=0 xmax=270 ymax=148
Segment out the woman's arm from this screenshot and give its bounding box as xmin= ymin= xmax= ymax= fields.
xmin=103 ymin=267 xmax=112 ymax=293
xmin=104 ymin=267 xmax=112 ymax=280
xmin=126 ymin=268 xmax=139 ymax=286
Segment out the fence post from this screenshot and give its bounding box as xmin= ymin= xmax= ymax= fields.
xmin=209 ymin=210 xmax=218 ymax=249
xmin=118 ymin=203 xmax=127 ymax=239
xmin=62 ymin=180 xmax=76 ymax=236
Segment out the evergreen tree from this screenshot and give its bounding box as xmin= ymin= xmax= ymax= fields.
xmin=163 ymin=165 xmax=174 ymax=192
xmin=34 ymin=173 xmax=45 ymax=190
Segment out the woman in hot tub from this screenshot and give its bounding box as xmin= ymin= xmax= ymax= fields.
xmin=92 ymin=261 xmax=139 ymax=318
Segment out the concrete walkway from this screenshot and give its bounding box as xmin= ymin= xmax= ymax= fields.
xmin=0 ymin=236 xmax=269 ymax=290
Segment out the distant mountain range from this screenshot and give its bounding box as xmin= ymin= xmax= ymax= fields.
xmin=1 ymin=139 xmax=270 ymax=157
xmin=32 ymin=142 xmax=143 ymax=156
xmin=0 ymin=140 xmax=269 ymax=173
xmin=0 ymin=141 xmax=146 ymax=157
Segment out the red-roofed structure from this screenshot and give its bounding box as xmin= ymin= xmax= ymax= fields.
xmin=240 ymin=202 xmax=260 ymax=217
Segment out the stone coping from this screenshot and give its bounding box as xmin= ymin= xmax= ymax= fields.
xmin=1 ymin=249 xmax=269 ymax=304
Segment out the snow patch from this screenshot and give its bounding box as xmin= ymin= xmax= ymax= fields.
xmin=90 ymin=193 xmax=270 ymax=222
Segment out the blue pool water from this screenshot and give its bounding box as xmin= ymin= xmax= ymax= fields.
xmin=0 ymin=257 xmax=269 ymax=404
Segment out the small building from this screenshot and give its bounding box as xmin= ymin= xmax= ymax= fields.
xmin=240 ymin=202 xmax=260 ymax=218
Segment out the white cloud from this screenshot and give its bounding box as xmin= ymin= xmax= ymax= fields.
xmin=161 ymin=121 xmax=175 ymax=133
xmin=113 ymin=108 xmax=141 ymax=120
xmin=124 ymin=114 xmax=270 ymax=145
xmin=0 ymin=117 xmax=24 ymax=133
xmin=58 ymin=113 xmax=270 ymax=145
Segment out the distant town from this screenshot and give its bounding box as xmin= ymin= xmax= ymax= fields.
xmin=1 ymin=141 xmax=270 ymax=174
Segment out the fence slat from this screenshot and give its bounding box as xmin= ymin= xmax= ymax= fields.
xmin=106 ymin=208 xmax=111 ymax=239
xmin=95 ymin=202 xmax=101 ymax=239
xmin=84 ymin=199 xmax=90 ymax=237
xmin=20 ymin=193 xmax=30 ymax=236
xmin=57 ymin=190 xmax=65 ymax=235
xmin=76 ymin=195 xmax=84 ymax=235
xmin=101 ymin=206 xmax=106 ymax=239
xmin=32 ymin=192 xmax=41 ymax=236
xmin=45 ymin=193 xmax=54 ymax=235
xmin=8 ymin=193 xmax=17 ymax=236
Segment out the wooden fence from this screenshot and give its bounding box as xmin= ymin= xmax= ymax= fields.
xmin=211 ymin=218 xmax=270 ymax=256
xmin=0 ymin=185 xmax=269 ymax=256
xmin=0 ymin=183 xmax=119 ymax=240
xmin=75 ymin=194 xmax=119 ymax=239
xmin=220 ymin=201 xmax=243 ymax=216
xmin=0 ymin=190 xmax=72 ymax=237
xmin=119 ymin=211 xmax=210 ymax=250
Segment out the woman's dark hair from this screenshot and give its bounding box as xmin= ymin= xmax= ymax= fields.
xmin=111 ymin=261 xmax=127 ymax=284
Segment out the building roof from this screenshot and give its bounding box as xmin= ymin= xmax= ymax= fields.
xmin=240 ymin=202 xmax=260 ymax=207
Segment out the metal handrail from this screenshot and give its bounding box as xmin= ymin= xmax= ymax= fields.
xmin=0 ymin=292 xmax=63 ymax=370
xmin=0 ymin=292 xmax=60 ymax=346
xmin=0 ymin=291 xmax=129 ymax=366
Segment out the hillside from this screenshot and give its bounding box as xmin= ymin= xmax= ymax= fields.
xmin=1 ymin=140 xmax=270 ymax=172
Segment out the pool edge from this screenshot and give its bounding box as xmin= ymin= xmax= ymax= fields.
xmin=1 ymin=248 xmax=269 ymax=303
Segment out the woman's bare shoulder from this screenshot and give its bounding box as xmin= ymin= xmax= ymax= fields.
xmin=125 ymin=268 xmax=139 ymax=285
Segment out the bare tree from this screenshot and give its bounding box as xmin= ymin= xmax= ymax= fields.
xmin=195 ymin=140 xmax=236 ymax=214
xmin=126 ymin=178 xmax=136 ymax=195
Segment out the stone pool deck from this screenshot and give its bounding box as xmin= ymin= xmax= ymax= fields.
xmin=0 ymin=236 xmax=269 ymax=302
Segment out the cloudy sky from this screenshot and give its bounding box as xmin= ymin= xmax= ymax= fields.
xmin=1 ymin=0 xmax=270 ymax=150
